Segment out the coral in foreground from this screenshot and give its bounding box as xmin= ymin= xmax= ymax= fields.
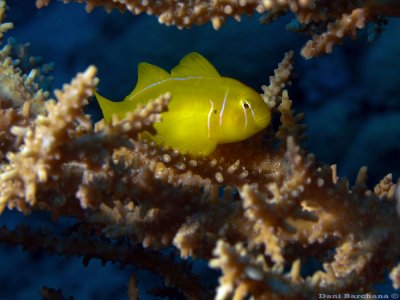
xmin=36 ymin=0 xmax=400 ymax=58
xmin=1 ymin=1 xmax=400 ymax=299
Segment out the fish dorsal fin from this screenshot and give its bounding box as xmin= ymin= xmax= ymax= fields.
xmin=131 ymin=63 xmax=170 ymax=96
xmin=171 ymin=52 xmax=221 ymax=79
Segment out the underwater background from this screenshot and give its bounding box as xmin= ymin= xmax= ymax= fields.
xmin=1 ymin=0 xmax=400 ymax=299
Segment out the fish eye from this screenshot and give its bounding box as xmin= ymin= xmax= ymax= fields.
xmin=242 ymin=101 xmax=251 ymax=109
xmin=213 ymin=109 xmax=218 ymax=114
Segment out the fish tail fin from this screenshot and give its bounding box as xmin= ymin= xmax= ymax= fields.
xmin=94 ymin=91 xmax=120 ymax=124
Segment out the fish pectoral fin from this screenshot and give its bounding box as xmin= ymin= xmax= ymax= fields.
xmin=171 ymin=52 xmax=221 ymax=79
xmin=151 ymin=113 xmax=218 ymax=156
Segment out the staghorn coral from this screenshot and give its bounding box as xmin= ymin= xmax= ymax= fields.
xmin=1 ymin=1 xmax=400 ymax=299
xmin=35 ymin=0 xmax=400 ymax=58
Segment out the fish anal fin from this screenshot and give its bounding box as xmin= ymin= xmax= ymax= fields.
xmin=130 ymin=63 xmax=170 ymax=97
xmin=170 ymin=135 xmax=217 ymax=157
xmin=171 ymin=52 xmax=220 ymax=79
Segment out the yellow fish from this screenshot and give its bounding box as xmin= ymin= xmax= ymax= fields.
xmin=95 ymin=52 xmax=271 ymax=156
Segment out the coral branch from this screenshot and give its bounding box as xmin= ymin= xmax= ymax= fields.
xmin=0 ymin=66 xmax=98 ymax=212
xmin=261 ymin=51 xmax=294 ymax=109
xmin=301 ymin=8 xmax=368 ymax=58
xmin=0 ymin=224 xmax=210 ymax=298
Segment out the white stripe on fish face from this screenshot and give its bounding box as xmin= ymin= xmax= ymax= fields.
xmin=249 ymin=104 xmax=256 ymax=121
xmin=243 ymin=105 xmax=248 ymax=129
xmin=208 ymin=99 xmax=215 ymax=138
xmin=219 ymin=88 xmax=229 ymax=127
